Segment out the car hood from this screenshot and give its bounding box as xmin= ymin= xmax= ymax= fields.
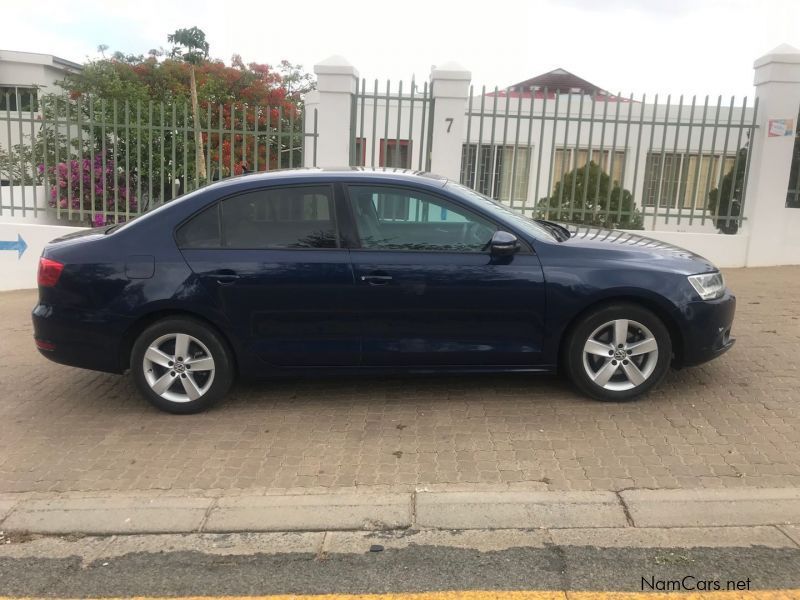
xmin=556 ymin=224 xmax=717 ymax=274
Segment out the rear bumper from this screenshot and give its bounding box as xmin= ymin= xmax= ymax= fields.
xmin=32 ymin=303 xmax=128 ymax=374
xmin=675 ymin=291 xmax=736 ymax=368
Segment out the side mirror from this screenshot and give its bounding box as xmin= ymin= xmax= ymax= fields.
xmin=489 ymin=230 xmax=519 ymax=256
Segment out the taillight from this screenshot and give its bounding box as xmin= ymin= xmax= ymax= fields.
xmin=35 ymin=339 xmax=56 ymax=351
xmin=37 ymin=257 xmax=64 ymax=287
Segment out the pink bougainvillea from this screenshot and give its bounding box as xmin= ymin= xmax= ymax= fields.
xmin=42 ymin=155 xmax=137 ymax=226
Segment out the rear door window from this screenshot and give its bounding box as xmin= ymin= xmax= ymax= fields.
xmin=220 ymin=185 xmax=338 ymax=249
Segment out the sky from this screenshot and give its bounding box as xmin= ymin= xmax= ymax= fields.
xmin=1 ymin=0 xmax=798 ymax=100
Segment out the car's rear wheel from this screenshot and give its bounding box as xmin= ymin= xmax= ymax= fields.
xmin=565 ymin=303 xmax=671 ymax=402
xmin=131 ymin=317 xmax=233 ymax=414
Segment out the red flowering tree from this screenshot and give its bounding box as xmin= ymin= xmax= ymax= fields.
xmin=53 ymin=31 xmax=314 ymax=201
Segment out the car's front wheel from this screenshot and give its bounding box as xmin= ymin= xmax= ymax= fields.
xmin=131 ymin=317 xmax=234 ymax=414
xmin=565 ymin=303 xmax=672 ymax=402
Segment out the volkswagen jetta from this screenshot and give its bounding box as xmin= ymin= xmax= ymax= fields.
xmin=32 ymin=169 xmax=735 ymax=413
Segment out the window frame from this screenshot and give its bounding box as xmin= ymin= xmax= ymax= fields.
xmin=342 ymin=183 xmax=532 ymax=255
xmin=174 ymin=183 xmax=344 ymax=251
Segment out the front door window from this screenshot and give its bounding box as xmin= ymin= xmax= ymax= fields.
xmin=346 ymin=185 xmax=497 ymax=252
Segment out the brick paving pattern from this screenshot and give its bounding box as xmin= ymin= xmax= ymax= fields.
xmin=0 ymin=266 xmax=798 ymax=494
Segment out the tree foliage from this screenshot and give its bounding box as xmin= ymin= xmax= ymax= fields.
xmin=707 ymin=146 xmax=747 ymax=234
xmin=60 ymin=52 xmax=307 ymax=112
xmin=167 ymin=27 xmax=209 ymax=65
xmin=537 ymin=161 xmax=643 ymax=230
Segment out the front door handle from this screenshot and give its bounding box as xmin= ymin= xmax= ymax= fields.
xmin=361 ymin=274 xmax=393 ymax=285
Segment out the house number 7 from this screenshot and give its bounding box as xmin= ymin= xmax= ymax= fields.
xmin=445 ymin=118 xmax=454 ymax=133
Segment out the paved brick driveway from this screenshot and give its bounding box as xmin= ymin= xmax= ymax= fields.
xmin=1 ymin=266 xmax=798 ymax=494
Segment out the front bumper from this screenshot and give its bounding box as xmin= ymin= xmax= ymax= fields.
xmin=675 ymin=290 xmax=736 ymax=367
xmin=32 ymin=303 xmax=128 ymax=374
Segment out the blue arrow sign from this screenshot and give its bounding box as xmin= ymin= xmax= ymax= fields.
xmin=0 ymin=234 xmax=28 ymax=259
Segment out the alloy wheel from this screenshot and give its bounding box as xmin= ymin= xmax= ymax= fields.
xmin=581 ymin=319 xmax=659 ymax=391
xmin=142 ymin=333 xmax=216 ymax=403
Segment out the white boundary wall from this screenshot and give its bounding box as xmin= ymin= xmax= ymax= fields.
xmin=625 ymin=230 xmax=749 ymax=268
xmin=0 ymin=222 xmax=88 ymax=291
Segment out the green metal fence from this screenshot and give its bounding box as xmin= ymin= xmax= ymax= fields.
xmin=461 ymin=88 xmax=758 ymax=232
xmin=0 ymin=92 xmax=317 ymax=224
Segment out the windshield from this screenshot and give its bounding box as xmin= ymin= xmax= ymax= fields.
xmin=445 ymin=181 xmax=561 ymax=242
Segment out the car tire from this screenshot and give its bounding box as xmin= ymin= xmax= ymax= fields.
xmin=131 ymin=317 xmax=234 ymax=414
xmin=565 ymin=303 xmax=672 ymax=402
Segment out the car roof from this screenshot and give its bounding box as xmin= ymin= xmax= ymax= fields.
xmin=202 ymin=167 xmax=449 ymax=192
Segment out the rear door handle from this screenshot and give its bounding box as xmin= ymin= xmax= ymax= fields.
xmin=209 ymin=270 xmax=240 ymax=285
xmin=360 ymin=274 xmax=393 ymax=285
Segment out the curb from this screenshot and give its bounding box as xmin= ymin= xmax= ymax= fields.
xmin=2 ymin=487 xmax=800 ymax=535
xmin=415 ymin=490 xmax=628 ymax=529
xmin=619 ymin=488 xmax=800 ymax=527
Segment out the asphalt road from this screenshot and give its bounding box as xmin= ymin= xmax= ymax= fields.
xmin=1 ymin=532 xmax=800 ymax=597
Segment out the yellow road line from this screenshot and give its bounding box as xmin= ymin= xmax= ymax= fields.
xmin=3 ymin=591 xmax=800 ymax=600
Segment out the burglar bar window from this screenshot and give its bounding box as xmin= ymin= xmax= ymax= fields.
xmin=644 ymin=152 xmax=735 ymax=209
xmin=460 ymin=144 xmax=531 ymax=203
xmin=0 ymin=86 xmax=38 ymax=112
xmin=552 ymin=148 xmax=626 ymax=193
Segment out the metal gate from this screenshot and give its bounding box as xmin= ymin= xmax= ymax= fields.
xmin=348 ymin=78 xmax=435 ymax=171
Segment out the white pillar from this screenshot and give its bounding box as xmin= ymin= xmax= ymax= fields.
xmin=429 ymin=62 xmax=471 ymax=180
xmin=743 ymin=44 xmax=800 ymax=266
xmin=309 ymin=55 xmax=358 ymax=168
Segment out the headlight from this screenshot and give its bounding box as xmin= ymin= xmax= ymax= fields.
xmin=687 ymin=271 xmax=725 ymax=300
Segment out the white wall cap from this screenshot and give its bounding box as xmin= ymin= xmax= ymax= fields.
xmin=430 ymin=61 xmax=471 ymax=81
xmin=754 ymin=44 xmax=800 ymax=68
xmin=314 ymin=55 xmax=359 ymax=77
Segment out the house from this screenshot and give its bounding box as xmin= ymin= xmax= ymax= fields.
xmin=0 ymin=49 xmax=82 ymax=208
xmin=0 ymin=49 xmax=82 ymax=113
xmin=490 ymin=67 xmax=626 ymax=101
xmin=509 ymin=67 xmax=605 ymax=95
xmin=0 ymin=50 xmax=82 ymax=187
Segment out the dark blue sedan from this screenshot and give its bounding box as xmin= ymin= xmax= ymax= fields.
xmin=32 ymin=169 xmax=735 ymax=413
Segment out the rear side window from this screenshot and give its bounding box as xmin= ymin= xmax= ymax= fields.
xmin=176 ymin=204 xmax=220 ymax=248
xmin=221 ymin=185 xmax=338 ymax=249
